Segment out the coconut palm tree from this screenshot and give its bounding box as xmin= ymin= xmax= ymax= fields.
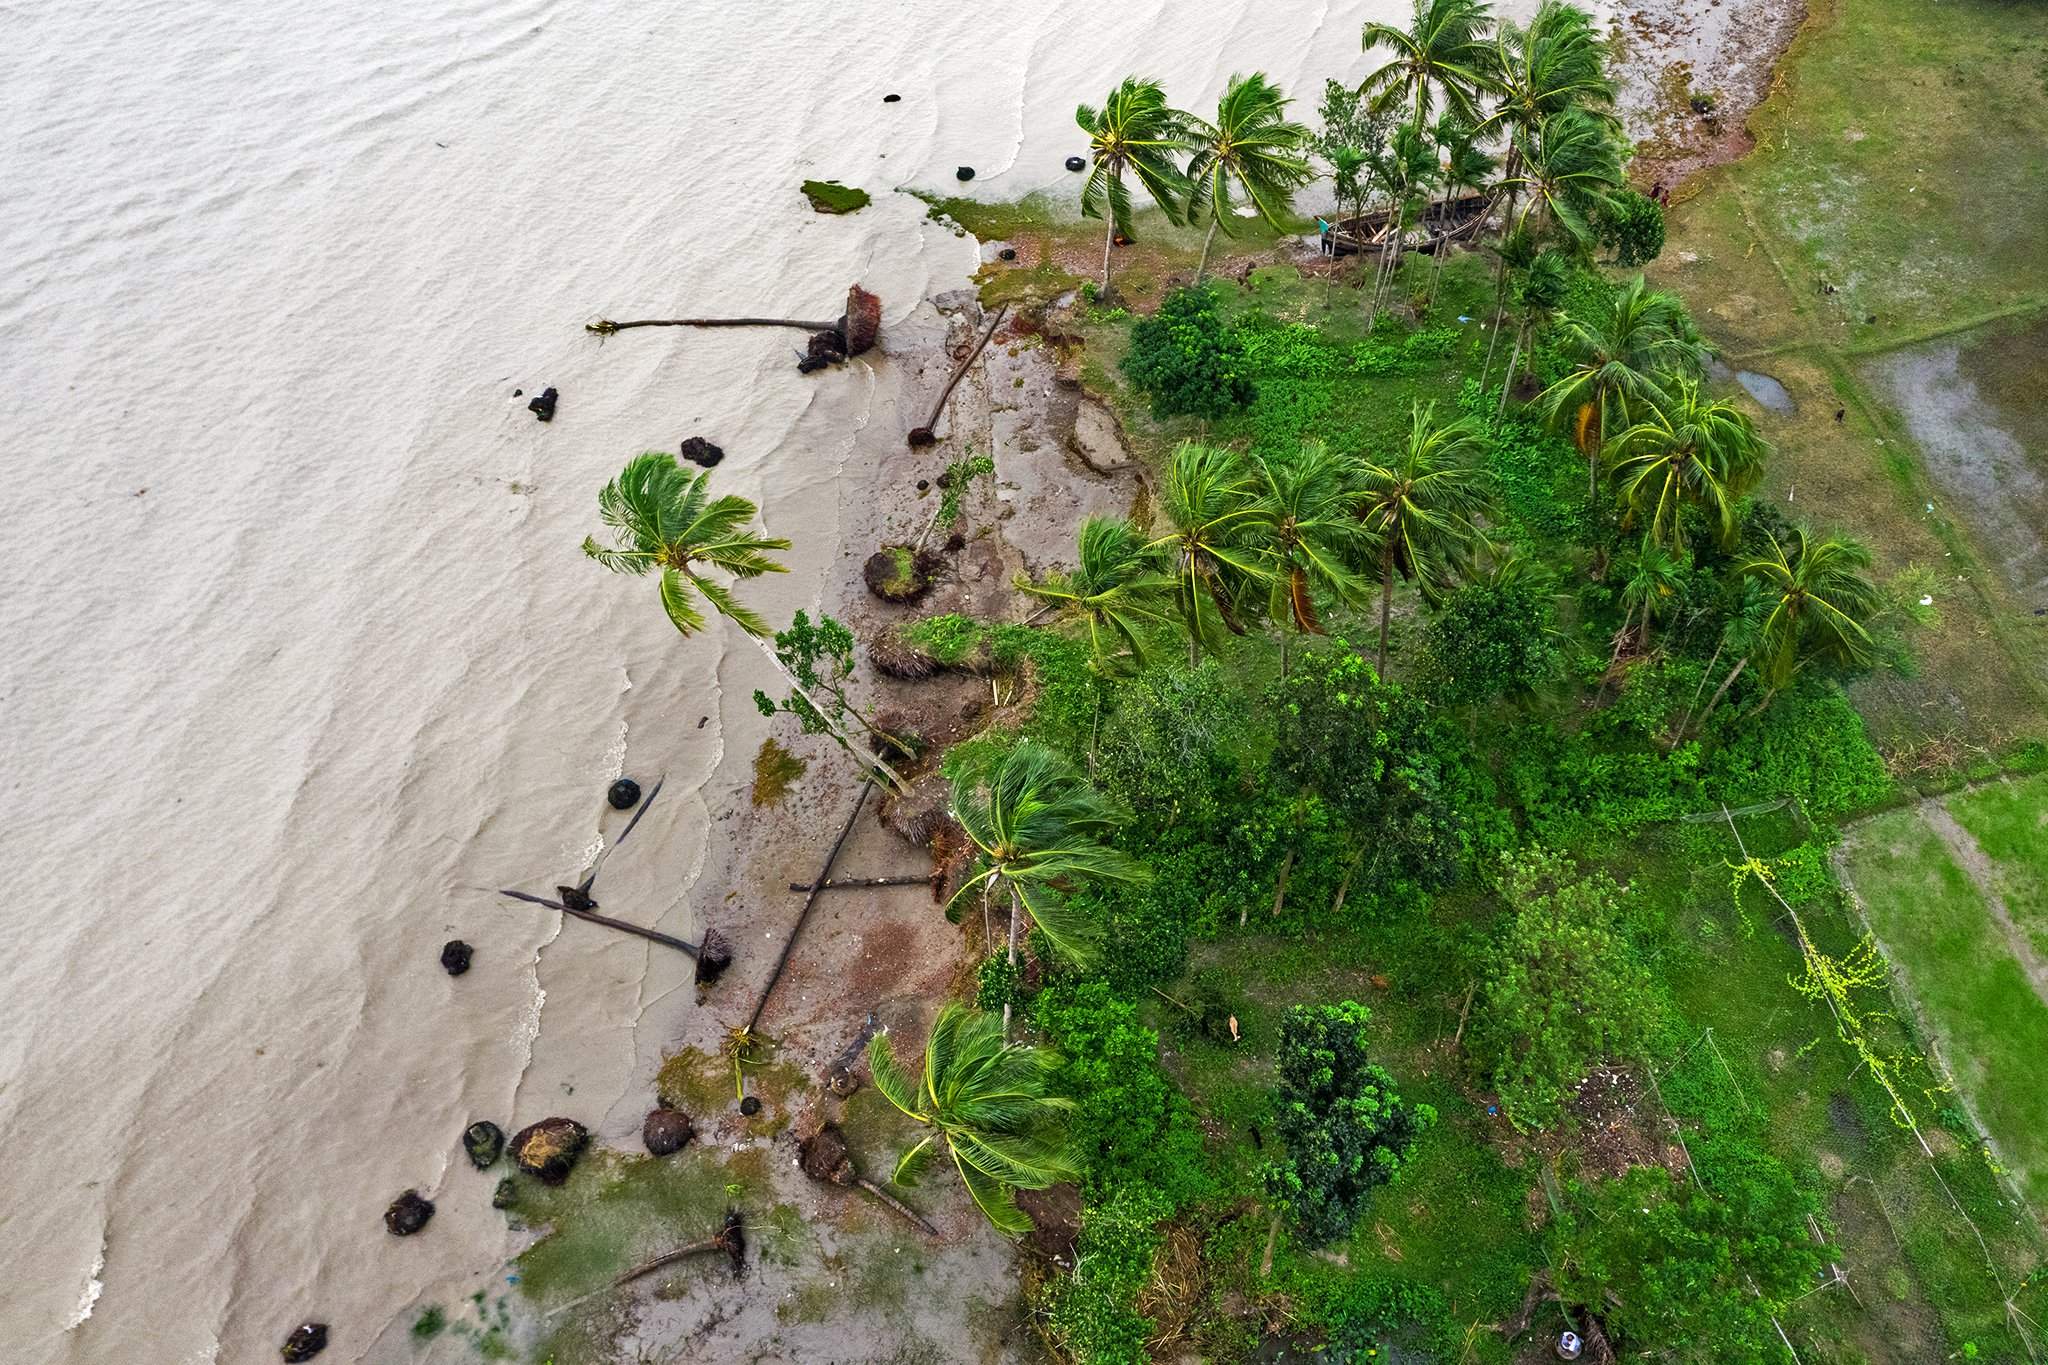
xmin=867 ymin=1004 xmax=1080 ymax=1235
xmin=1076 ymin=78 xmax=1192 ymax=297
xmin=1703 ymin=528 xmax=1886 ymax=721
xmin=1613 ymin=541 xmax=1686 ymax=664
xmin=1357 ymin=402 xmax=1492 ymax=674
xmin=1016 ymin=517 xmax=1175 ymax=768
xmin=944 ymin=741 xmax=1149 ymax=1027
xmin=1147 ymin=441 xmax=1276 ymax=665
xmin=1536 ymin=276 xmax=1708 ymax=497
xmin=1183 ymin=73 xmax=1315 ymax=282
xmin=1604 ymin=377 xmax=1769 ymax=552
xmin=1425 ymin=116 xmax=1498 ymax=308
xmin=1503 ymin=106 xmax=1625 ymax=252
xmin=1496 ymin=246 xmax=1572 ymax=417
xmin=1478 ymin=0 xmax=1615 ymax=239
xmin=1248 ymin=441 xmax=1370 ymax=675
xmin=1017 ymin=517 xmax=1174 ymax=674
xmin=583 ymin=453 xmax=905 ymax=789
xmin=1360 ymin=0 xmax=1498 ymax=130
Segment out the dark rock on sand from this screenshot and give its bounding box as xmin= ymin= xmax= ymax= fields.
xmin=955 ymin=166 xmax=975 ymax=181
xmin=998 ymin=247 xmax=1017 ymax=261
xmin=510 ymin=1117 xmax=590 ymax=1185
xmin=739 ymin=1095 xmax=763 ymax=1117
xmin=796 ymin=354 xmax=831 ymax=375
xmin=643 ymin=1108 xmax=695 ymax=1156
xmin=883 ymin=93 xmax=901 ymax=103
xmin=1066 ymin=155 xmax=1086 ymax=172
xmin=678 ymin=437 xmax=724 ymax=469
xmin=491 ymin=1177 xmax=519 ymax=1210
xmin=607 ymin=776 xmax=642 ymax=809
xmin=281 ymin=1322 xmax=329 ymax=1362
xmin=527 ymin=387 xmax=558 ymax=423
xmin=440 ymin=940 xmax=472 ymax=976
xmin=462 ymin=1121 xmax=505 ymax=1170
xmin=384 ymin=1190 xmax=434 ymax=1236
xmin=943 ymin=531 xmax=966 ymax=553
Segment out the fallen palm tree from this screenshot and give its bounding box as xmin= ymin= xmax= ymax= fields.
xmin=799 ymin=1123 xmax=939 ymax=1236
xmin=498 ymin=887 xmax=733 ymax=986
xmin=615 ymin=1209 xmax=747 ymax=1285
xmin=907 ymin=302 xmax=1007 ymax=447
xmin=587 ymin=284 xmax=882 ymax=361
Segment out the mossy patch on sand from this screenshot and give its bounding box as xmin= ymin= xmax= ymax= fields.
xmin=801 ymin=179 xmax=871 ymax=214
xmin=514 ymin=1145 xmax=774 ymax=1305
xmin=751 ymin=737 xmax=806 ymax=807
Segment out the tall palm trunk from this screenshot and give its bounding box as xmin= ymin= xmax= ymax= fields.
xmin=1003 ymin=885 xmax=1023 ymax=1036
xmin=1377 ymin=549 xmax=1397 ymax=676
xmin=1100 ymin=201 xmax=1117 ymax=297
xmin=1196 ymin=219 xmax=1219 ymax=283
xmin=1496 ymin=317 xmax=1526 ymax=419
xmin=1691 ymin=656 xmax=1749 ymax=738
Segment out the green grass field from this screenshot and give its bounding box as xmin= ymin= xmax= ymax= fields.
xmin=1840 ymin=781 xmax=2048 ymax=1216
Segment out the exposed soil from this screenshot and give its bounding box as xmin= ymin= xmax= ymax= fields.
xmin=1612 ymin=0 xmax=1808 ymax=190
xmin=1551 ymin=1064 xmax=1691 ymax=1182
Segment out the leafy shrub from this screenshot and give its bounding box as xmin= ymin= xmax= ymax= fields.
xmin=1473 ymin=849 xmax=1661 ymax=1127
xmin=1040 ymin=1184 xmax=1171 ymax=1365
xmin=1270 ymin=645 xmax=1473 ymax=906
xmin=975 ymin=951 xmax=1022 ymax=1012
xmin=1598 ymin=188 xmax=1667 ymax=267
xmin=1417 ymin=582 xmax=1564 ymax=705
xmin=1122 ymin=285 xmax=1254 ymax=420
xmin=1035 ymin=982 xmax=1212 ymax=1207
xmin=1267 ymin=1001 xmax=1435 ymax=1243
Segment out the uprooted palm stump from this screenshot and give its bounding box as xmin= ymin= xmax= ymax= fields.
xmin=615 ymin=1209 xmax=747 ymax=1285
xmin=587 ymin=285 xmax=881 ymax=373
xmin=798 ymin=1123 xmax=939 ymax=1236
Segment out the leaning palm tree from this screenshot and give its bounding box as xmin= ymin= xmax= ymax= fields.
xmin=583 ymin=452 xmax=904 ymax=788
xmin=1076 ymin=78 xmax=1191 ymax=296
xmin=1016 ymin=518 xmax=1175 ymax=767
xmin=1248 ymin=441 xmax=1370 ymax=675
xmin=868 ymin=1004 xmax=1080 ymax=1235
xmin=1536 ymin=276 xmax=1708 ymax=497
xmin=1147 ymin=441 xmax=1276 ymax=665
xmin=1504 ymin=106 xmax=1625 ymax=253
xmin=1604 ymin=377 xmax=1769 ymax=553
xmin=1612 ymin=540 xmax=1687 ymax=665
xmin=1495 ymin=246 xmax=1572 ymax=417
xmin=1360 ymin=0 xmax=1498 ymax=130
xmin=945 ymin=741 xmax=1149 ymax=1027
xmin=1183 ymin=73 xmax=1315 ymax=282
xmin=1356 ymin=402 xmax=1492 ymax=674
xmin=1425 ymin=116 xmax=1498 ymax=308
xmin=1703 ymin=528 xmax=1886 ymax=722
xmin=1478 ymin=0 xmax=1615 ymax=240
xmin=1017 ymin=517 xmax=1174 ymax=674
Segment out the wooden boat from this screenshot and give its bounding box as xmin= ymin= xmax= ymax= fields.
xmin=1323 ymin=192 xmax=1496 ymax=257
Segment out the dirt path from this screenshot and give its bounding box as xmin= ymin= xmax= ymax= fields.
xmin=1917 ymin=797 xmax=2048 ymax=1011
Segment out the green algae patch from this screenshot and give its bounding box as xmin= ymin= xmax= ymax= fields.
xmin=751 ymin=737 xmax=806 ymax=807
xmin=513 ymin=1146 xmax=771 ymax=1306
xmin=801 ymin=179 xmax=871 ymax=214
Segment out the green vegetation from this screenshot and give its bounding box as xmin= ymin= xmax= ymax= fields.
xmin=866 ymin=1002 xmax=1081 ymax=1234
xmin=1120 ymin=285 xmax=1253 ymax=420
xmin=798 ymin=179 xmax=870 ymax=214
xmin=750 ymin=736 xmax=805 ymax=806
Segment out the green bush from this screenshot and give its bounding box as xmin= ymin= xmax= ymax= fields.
xmin=1034 ymin=982 xmax=1212 ymax=1207
xmin=1039 ymin=1184 xmax=1171 ymax=1365
xmin=1417 ymin=582 xmax=1564 ymax=705
xmin=1473 ymin=848 xmax=1662 ymax=1127
xmin=1598 ymin=188 xmax=1667 ymax=266
xmin=1267 ymin=1001 xmax=1435 ymax=1244
xmin=1121 ymin=285 xmax=1254 ymax=420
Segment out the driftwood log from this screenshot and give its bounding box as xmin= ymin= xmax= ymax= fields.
xmin=744 ymin=781 xmax=875 ymax=1035
xmin=907 ymin=302 xmax=1008 ymax=447
xmin=786 ymin=874 xmax=934 ymax=892
xmin=497 ymin=888 xmax=733 ymax=986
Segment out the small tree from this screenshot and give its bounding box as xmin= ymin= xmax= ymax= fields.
xmin=1416 ymin=580 xmax=1562 ymax=705
xmin=1267 ymin=1001 xmax=1434 ymax=1244
xmin=1597 ymin=187 xmax=1666 ymax=266
xmin=1121 ymin=285 xmax=1255 ymax=421
xmin=1472 ymin=848 xmax=1658 ymax=1128
xmin=752 ymin=610 xmax=909 ymax=776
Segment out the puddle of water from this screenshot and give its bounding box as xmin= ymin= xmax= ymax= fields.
xmin=1736 ymin=369 xmax=1796 ymax=413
